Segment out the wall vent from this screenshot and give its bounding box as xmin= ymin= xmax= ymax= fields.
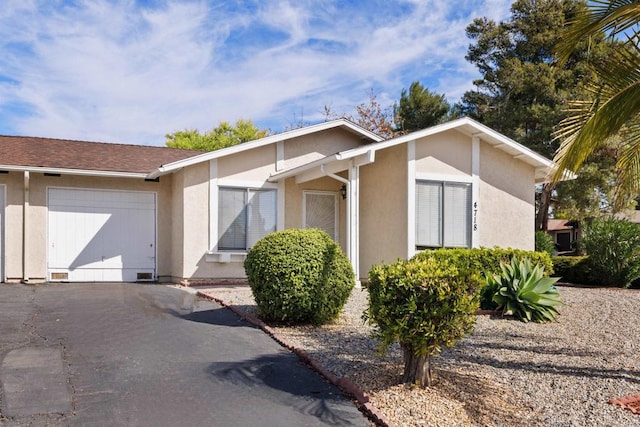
xmin=51 ymin=272 xmax=68 ymax=281
xmin=137 ymin=272 xmax=153 ymax=281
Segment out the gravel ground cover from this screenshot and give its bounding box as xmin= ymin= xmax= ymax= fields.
xmin=198 ymin=285 xmax=640 ymax=426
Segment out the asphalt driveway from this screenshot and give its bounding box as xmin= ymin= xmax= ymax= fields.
xmin=0 ymin=283 xmax=370 ymax=426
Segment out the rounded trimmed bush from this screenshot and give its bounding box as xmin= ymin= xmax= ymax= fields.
xmin=244 ymin=228 xmax=355 ymax=325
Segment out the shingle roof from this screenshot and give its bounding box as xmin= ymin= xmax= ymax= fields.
xmin=547 ymin=219 xmax=574 ymax=232
xmin=0 ymin=135 xmax=203 ymax=175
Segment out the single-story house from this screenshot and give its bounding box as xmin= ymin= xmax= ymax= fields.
xmin=546 ymin=219 xmax=579 ymax=253
xmin=0 ymin=117 xmax=556 ymax=284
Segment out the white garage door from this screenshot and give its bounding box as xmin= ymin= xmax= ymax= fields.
xmin=0 ymin=186 xmax=4 ymax=282
xmin=48 ymin=188 xmax=156 ymax=282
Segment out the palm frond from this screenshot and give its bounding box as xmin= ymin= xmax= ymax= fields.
xmin=614 ymin=119 xmax=640 ymax=209
xmin=552 ymin=41 xmax=640 ymax=184
xmin=557 ymin=0 xmax=640 ymax=64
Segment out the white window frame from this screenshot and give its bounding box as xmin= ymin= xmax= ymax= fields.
xmin=415 ymin=180 xmax=472 ymax=250
xmin=302 ymin=190 xmax=339 ymax=241
xmin=216 ymin=186 xmax=277 ymax=252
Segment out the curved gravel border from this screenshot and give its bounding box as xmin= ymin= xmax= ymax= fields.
xmin=195 ymin=285 xmax=640 ymax=426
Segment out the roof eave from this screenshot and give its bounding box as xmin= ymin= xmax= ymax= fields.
xmin=148 ymin=119 xmax=383 ymax=178
xmin=0 ymin=165 xmax=149 ymax=179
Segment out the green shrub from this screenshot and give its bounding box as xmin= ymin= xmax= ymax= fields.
xmin=489 ymin=258 xmax=563 ymax=323
xmin=582 ymin=217 xmax=640 ymax=288
xmin=412 ymin=247 xmax=553 ymax=279
xmin=535 ymin=231 xmax=556 ymax=257
xmin=365 ymin=256 xmax=481 ymax=387
xmin=551 ymin=256 xmax=592 ymax=284
xmin=244 ymin=228 xmax=354 ymax=325
xmin=412 ymin=247 xmax=553 ymax=310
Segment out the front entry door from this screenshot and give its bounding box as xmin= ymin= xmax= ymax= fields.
xmin=303 ymin=191 xmax=338 ymax=240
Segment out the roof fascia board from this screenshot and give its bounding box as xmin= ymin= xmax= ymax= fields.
xmin=337 ymin=117 xmax=553 ymax=169
xmin=268 ymin=154 xmax=341 ymax=182
xmin=464 ymin=118 xmax=554 ymax=167
xmin=294 ymin=159 xmax=352 ymax=184
xmin=149 ymin=119 xmax=382 ymax=179
xmin=0 ymin=165 xmax=147 ymax=178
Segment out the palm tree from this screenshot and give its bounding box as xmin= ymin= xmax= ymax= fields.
xmin=552 ymin=0 xmax=640 ymax=209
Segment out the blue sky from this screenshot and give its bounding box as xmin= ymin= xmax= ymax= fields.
xmin=0 ymin=0 xmax=512 ymax=146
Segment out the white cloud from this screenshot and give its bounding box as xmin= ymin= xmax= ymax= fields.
xmin=0 ymin=0 xmax=511 ymax=145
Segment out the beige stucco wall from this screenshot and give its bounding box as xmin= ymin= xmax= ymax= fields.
xmin=0 ymin=173 xmax=25 ymax=281
xmin=218 ymin=144 xmax=276 ymax=182
xmin=171 ymin=169 xmax=185 ymax=281
xmin=359 ymin=145 xmax=408 ymax=279
xmin=173 ymin=162 xmax=216 ymax=280
xmin=0 ymin=171 xmax=174 ymax=282
xmin=414 ymin=130 xmax=472 ymax=177
xmin=283 ymin=128 xmax=368 ymax=170
xmin=479 ymin=142 xmax=535 ymax=249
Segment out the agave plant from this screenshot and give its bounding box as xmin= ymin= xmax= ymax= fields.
xmin=487 ymin=257 xmax=563 ymax=323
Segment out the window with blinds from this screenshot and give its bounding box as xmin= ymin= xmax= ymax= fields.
xmin=218 ymin=187 xmax=276 ymax=251
xmin=416 ymin=181 xmax=471 ymax=249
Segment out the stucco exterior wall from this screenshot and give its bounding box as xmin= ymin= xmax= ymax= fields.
xmin=359 ymin=145 xmax=408 ymax=279
xmin=414 ymin=130 xmax=472 ymax=177
xmin=171 ymin=169 xmax=185 ymax=281
xmin=175 ymin=162 xmax=214 ymax=280
xmin=1 ymin=172 xmax=174 ymax=282
xmin=283 ymin=129 xmax=367 ymax=170
xmin=218 ymin=145 xmax=276 ymax=182
xmin=478 ymin=142 xmax=535 ymax=250
xmin=0 ymin=173 xmax=25 ymax=281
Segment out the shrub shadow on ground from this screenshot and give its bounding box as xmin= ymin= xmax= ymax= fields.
xmin=207 ymin=354 xmax=366 ymax=426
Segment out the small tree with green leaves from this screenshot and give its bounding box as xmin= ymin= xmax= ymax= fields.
xmin=165 ymin=119 xmax=267 ymax=151
xmin=365 ymin=255 xmax=481 ymax=387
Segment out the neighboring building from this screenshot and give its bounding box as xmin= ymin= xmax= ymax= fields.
xmin=546 ymin=219 xmax=579 ymax=253
xmin=615 ymin=209 xmax=640 ymax=224
xmin=0 ymin=117 xmax=557 ymax=284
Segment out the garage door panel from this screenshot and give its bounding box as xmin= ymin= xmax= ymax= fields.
xmin=49 ymin=209 xmax=110 ymax=269
xmin=48 ymin=188 xmax=156 ymax=282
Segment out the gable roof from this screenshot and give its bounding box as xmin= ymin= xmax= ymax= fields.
xmin=547 ymin=219 xmax=575 ymax=232
xmin=147 ymin=119 xmax=383 ymax=179
xmin=269 ymin=117 xmax=563 ymax=184
xmin=0 ymin=135 xmax=202 ymax=178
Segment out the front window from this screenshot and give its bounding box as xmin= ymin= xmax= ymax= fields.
xmin=416 ymin=180 xmax=471 ymax=249
xmin=218 ymin=187 xmax=276 ymax=251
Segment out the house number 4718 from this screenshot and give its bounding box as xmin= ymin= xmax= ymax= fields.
xmin=473 ymin=202 xmax=478 ymax=231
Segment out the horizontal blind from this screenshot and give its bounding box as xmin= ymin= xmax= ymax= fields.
xmin=443 ymin=183 xmax=471 ymax=247
xmin=416 ymin=181 xmax=442 ymax=247
xmin=218 ymin=188 xmax=247 ymax=250
xmin=246 ymin=189 xmax=277 ymax=249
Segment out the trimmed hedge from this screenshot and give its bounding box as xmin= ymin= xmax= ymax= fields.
xmin=412 ymin=248 xmax=553 ymax=310
xmin=244 ymin=228 xmax=354 ymax=325
xmin=412 ymin=247 xmax=553 ymax=278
